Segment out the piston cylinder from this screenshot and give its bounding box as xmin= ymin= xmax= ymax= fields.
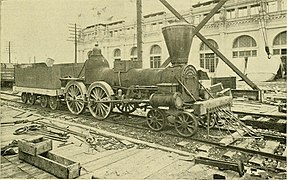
xmin=149 ymin=92 xmax=183 ymax=109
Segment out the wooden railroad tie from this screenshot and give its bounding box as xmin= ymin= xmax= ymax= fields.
xmin=195 ymin=156 xmax=244 ymax=177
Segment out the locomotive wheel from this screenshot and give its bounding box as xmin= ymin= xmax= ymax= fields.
xmin=116 ymin=103 xmax=137 ymax=114
xmin=40 ymin=95 xmax=49 ymax=108
xmin=65 ymin=82 xmax=86 ymax=114
xmin=174 ymin=112 xmax=198 ymax=137
xmin=200 ymin=114 xmax=216 ymax=129
xmin=87 ymin=82 xmax=113 ymax=120
xmin=49 ymin=96 xmax=60 ymax=110
xmin=21 ymin=93 xmax=28 ymax=103
xmin=146 ymin=109 xmax=166 ymax=131
xmin=27 ymin=93 xmax=37 ymax=105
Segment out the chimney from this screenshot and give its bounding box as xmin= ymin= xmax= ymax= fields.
xmin=162 ymin=23 xmax=194 ymax=66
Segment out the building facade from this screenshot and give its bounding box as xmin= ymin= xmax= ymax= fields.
xmin=78 ymin=0 xmax=287 ymax=77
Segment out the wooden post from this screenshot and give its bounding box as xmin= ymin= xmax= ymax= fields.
xmin=75 ymin=24 xmax=77 ymax=63
xmin=136 ymin=0 xmax=143 ymax=64
xmin=207 ymin=111 xmax=210 ymax=138
xmin=8 ymin=41 xmax=11 ymax=63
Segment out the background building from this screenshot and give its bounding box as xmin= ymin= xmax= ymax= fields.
xmin=78 ymin=0 xmax=287 ymax=77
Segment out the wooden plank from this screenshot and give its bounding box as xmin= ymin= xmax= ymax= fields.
xmin=50 ymin=143 xmax=85 ymax=158
xmin=39 ymin=117 xmax=193 ymax=157
xmin=249 ymin=156 xmax=264 ymax=166
xmin=34 ymin=171 xmax=59 ymax=179
xmin=0 ymin=163 xmax=26 ymax=178
xmin=1 ymin=156 xmax=10 ymax=164
xmin=176 ymin=141 xmax=190 ymax=147
xmin=18 ymin=163 xmax=52 ymax=177
xmin=92 ymin=149 xmax=162 ymax=179
xmin=1 ymin=134 xmax=32 ymax=147
xmin=6 ymin=171 xmax=32 ymax=179
xmin=80 ymin=148 xmax=141 ymax=178
xmin=197 ymin=145 xmax=212 ymax=152
xmin=257 ymin=117 xmax=270 ymax=122
xmin=223 ymin=151 xmax=236 ymax=159
xmin=123 ymin=151 xmax=178 ymax=179
xmin=5 ymin=155 xmax=57 ymax=179
xmin=236 ymin=139 xmax=253 ymax=148
xmin=147 ymin=159 xmax=192 ymax=179
xmin=219 ymin=129 xmax=246 ymax=146
xmin=71 ymin=149 xmax=122 ymax=165
xmin=259 ymin=141 xmax=280 ymax=154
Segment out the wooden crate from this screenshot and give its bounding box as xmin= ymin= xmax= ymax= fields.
xmin=211 ymin=77 xmax=236 ymax=89
xmin=19 ymin=151 xmax=80 ymax=179
xmin=231 ymin=89 xmax=261 ymax=100
xmin=18 ymin=136 xmax=52 ymax=156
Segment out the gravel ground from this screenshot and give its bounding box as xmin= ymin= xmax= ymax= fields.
xmin=1 ymin=83 xmax=287 ymax=178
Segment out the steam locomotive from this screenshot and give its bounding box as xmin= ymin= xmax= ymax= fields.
xmin=62 ymin=23 xmax=232 ymax=137
xmin=14 ymin=23 xmax=232 ymax=137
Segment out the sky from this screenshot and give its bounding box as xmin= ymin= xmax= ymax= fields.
xmin=1 ymin=0 xmax=196 ymax=64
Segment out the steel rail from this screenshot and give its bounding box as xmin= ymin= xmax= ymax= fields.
xmin=2 ymin=93 xmax=286 ymax=162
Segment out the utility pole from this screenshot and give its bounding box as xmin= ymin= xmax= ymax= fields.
xmin=68 ymin=23 xmax=81 ymax=63
xmin=8 ymin=41 xmax=11 ymax=63
xmin=136 ymin=0 xmax=143 ymax=64
xmin=4 ymin=41 xmax=15 ymax=63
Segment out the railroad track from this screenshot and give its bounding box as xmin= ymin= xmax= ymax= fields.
xmin=1 ymin=91 xmax=286 ymax=172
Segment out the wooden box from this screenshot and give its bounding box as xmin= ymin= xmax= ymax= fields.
xmin=211 ymin=77 xmax=236 ymax=89
xmin=19 ymin=151 xmax=81 ymax=179
xmin=231 ymin=89 xmax=261 ymax=100
xmin=210 ymin=83 xmax=224 ymax=93
xmin=18 ymin=136 xmax=52 ymax=156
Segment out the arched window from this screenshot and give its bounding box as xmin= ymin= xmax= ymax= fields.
xmin=199 ymin=39 xmax=219 ymax=72
xmin=130 ymin=47 xmax=137 ymax=61
xmin=114 ymin=48 xmax=121 ymax=61
xmin=150 ymin=45 xmax=161 ymax=68
xmin=273 ymin=31 xmax=287 ymax=74
xmin=232 ymin=35 xmax=257 ymax=58
xmin=273 ymin=31 xmax=287 ymax=46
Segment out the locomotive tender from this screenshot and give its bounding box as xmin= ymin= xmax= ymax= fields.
xmin=14 ymin=23 xmax=232 ymax=137
xmin=1 ymin=63 xmax=15 ymax=87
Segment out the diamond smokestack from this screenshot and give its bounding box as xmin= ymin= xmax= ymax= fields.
xmin=162 ymin=23 xmax=194 ymax=66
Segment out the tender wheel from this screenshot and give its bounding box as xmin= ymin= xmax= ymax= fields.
xmin=87 ymin=82 xmax=113 ymax=120
xmin=147 ymin=109 xmax=166 ymax=131
xmin=116 ymin=103 xmax=137 ymax=114
xmin=21 ymin=93 xmax=28 ymax=103
xmin=65 ymin=81 xmax=86 ymax=114
xmin=27 ymin=93 xmax=37 ymax=105
xmin=40 ymin=95 xmax=49 ymax=108
xmin=175 ymin=112 xmax=198 ymax=137
xmin=49 ymin=96 xmax=60 ymax=110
